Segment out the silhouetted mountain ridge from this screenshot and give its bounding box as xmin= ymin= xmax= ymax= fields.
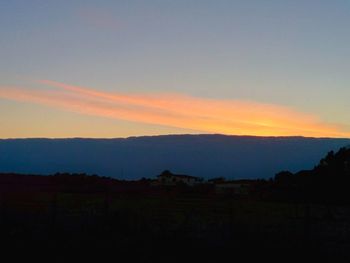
xmin=0 ymin=134 xmax=349 ymax=179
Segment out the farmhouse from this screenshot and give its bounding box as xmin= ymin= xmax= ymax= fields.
xmin=157 ymin=170 xmax=202 ymax=186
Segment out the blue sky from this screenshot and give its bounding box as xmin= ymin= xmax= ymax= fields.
xmin=1 ymin=0 xmax=350 ymax=138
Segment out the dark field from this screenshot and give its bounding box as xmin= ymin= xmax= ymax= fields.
xmin=1 ymin=191 xmax=350 ymax=262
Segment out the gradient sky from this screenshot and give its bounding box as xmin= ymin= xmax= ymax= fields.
xmin=1 ymin=0 xmax=350 ymax=138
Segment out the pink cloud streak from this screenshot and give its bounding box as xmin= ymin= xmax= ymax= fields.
xmin=0 ymin=80 xmax=349 ymax=138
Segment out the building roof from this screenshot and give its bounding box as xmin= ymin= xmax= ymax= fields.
xmin=158 ymin=170 xmax=199 ymax=180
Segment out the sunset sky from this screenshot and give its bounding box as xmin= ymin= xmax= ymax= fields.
xmin=1 ymin=1 xmax=350 ymax=138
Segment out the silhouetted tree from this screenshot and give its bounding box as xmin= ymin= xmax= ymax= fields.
xmin=274 ymin=171 xmax=293 ymax=183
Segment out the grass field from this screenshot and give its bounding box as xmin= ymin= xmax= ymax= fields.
xmin=1 ymin=191 xmax=350 ymax=262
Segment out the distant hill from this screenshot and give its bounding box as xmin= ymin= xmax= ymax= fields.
xmin=0 ymin=134 xmax=349 ymax=180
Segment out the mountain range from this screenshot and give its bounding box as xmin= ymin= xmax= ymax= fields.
xmin=0 ymin=134 xmax=349 ymax=180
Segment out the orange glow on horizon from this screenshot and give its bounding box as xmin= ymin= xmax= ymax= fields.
xmin=0 ymin=80 xmax=349 ymax=138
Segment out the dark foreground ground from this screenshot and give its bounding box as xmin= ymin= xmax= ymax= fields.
xmin=1 ymin=190 xmax=350 ymax=263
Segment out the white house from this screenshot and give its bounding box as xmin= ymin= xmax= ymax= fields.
xmin=157 ymin=170 xmax=202 ymax=186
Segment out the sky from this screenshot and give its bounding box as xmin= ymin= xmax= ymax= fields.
xmin=0 ymin=0 xmax=350 ymax=138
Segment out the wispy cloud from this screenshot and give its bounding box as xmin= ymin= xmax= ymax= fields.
xmin=0 ymin=80 xmax=349 ymax=138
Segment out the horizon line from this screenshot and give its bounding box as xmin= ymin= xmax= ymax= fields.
xmin=1 ymin=133 xmax=350 ymax=140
